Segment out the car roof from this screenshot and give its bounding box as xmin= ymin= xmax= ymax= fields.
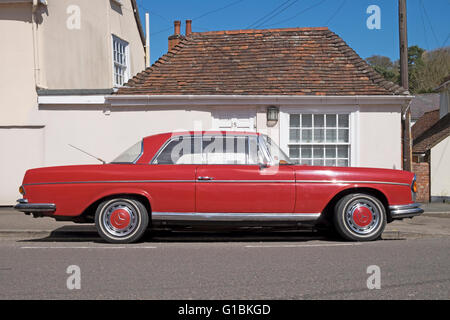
xmin=143 ymin=131 xmax=261 ymax=140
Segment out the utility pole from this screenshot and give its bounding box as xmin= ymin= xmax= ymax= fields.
xmin=145 ymin=12 xmax=150 ymax=68
xmin=399 ymin=0 xmax=411 ymax=171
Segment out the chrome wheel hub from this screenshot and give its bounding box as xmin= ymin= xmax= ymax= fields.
xmin=345 ymin=199 xmax=380 ymax=235
xmin=102 ymin=201 xmax=139 ymax=237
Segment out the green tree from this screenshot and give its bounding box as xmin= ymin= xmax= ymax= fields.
xmin=366 ymin=55 xmax=399 ymax=83
xmin=367 ymin=46 xmax=450 ymax=94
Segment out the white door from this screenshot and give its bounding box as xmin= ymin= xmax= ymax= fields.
xmin=212 ymin=109 xmax=256 ymax=131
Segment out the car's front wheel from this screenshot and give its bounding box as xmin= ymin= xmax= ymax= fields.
xmin=95 ymin=197 xmax=149 ymax=244
xmin=333 ymin=193 xmax=386 ymax=241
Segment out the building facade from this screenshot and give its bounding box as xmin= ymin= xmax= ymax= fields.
xmin=0 ymin=0 xmax=145 ymax=204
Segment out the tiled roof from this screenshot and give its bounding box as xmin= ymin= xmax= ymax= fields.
xmin=409 ymin=94 xmax=440 ymax=121
xmin=117 ymin=27 xmax=408 ymax=96
xmin=412 ymin=109 xmax=440 ymax=140
xmin=413 ymin=113 xmax=450 ymax=153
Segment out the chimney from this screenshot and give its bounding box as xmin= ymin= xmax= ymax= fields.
xmin=168 ymin=20 xmax=183 ymax=51
xmin=185 ymin=20 xmax=192 ymax=37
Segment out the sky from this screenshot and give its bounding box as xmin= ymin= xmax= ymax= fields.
xmin=136 ymin=0 xmax=450 ymax=65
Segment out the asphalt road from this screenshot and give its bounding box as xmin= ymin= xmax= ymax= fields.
xmin=0 ymin=233 xmax=449 ymax=300
xmin=1 ymin=205 xmax=449 ymax=300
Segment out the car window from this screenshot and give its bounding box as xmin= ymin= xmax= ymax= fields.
xmin=153 ymin=134 xmax=268 ymax=165
xmin=202 ymin=136 xmax=247 ymax=165
xmin=153 ymin=136 xmax=201 ymax=164
xmin=111 ymin=140 xmax=143 ymax=163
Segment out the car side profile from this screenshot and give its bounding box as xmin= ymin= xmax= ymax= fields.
xmin=14 ymin=131 xmax=423 ymax=243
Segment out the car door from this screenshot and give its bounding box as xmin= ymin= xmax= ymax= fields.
xmin=149 ymin=135 xmax=200 ymax=213
xmin=195 ymin=134 xmax=295 ymax=213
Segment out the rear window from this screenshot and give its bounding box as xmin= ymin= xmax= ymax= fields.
xmin=111 ymin=140 xmax=143 ymax=163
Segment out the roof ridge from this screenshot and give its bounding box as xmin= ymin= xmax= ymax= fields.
xmin=191 ymin=27 xmax=329 ymax=36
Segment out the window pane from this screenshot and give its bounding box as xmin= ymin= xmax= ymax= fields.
xmin=326 ymin=114 xmax=336 ymax=127
xmin=325 ymin=159 xmax=336 ymax=166
xmin=302 ymin=129 xmax=312 ymax=142
xmin=325 ymin=146 xmax=336 ymax=158
xmin=289 ymin=146 xmax=299 ymax=159
xmin=338 ymin=114 xmax=349 ymax=128
xmin=301 ymin=146 xmax=312 ymax=158
xmin=337 ymin=159 xmax=348 ymax=167
xmin=313 ymin=159 xmax=324 ymax=166
xmin=289 ymin=129 xmax=300 ymax=142
xmin=313 ymin=129 xmax=324 ymax=142
xmin=314 ymin=114 xmax=324 ymax=127
xmin=290 ymin=114 xmax=300 ymax=127
xmin=337 ymin=145 xmax=349 ymax=158
xmin=302 ymin=114 xmax=312 ymax=128
xmin=338 ymin=129 xmax=349 ymax=142
xmin=313 ymin=146 xmax=323 ymax=158
xmin=326 ymin=129 xmax=337 ymax=142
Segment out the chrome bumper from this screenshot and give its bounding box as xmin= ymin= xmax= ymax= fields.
xmin=389 ymin=203 xmax=424 ymax=219
xmin=14 ymin=199 xmax=56 ymax=213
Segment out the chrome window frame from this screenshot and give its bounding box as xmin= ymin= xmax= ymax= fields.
xmin=150 ymin=134 xmax=268 ymax=166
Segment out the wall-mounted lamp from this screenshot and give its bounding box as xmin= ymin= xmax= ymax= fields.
xmin=267 ymin=106 xmax=279 ymax=123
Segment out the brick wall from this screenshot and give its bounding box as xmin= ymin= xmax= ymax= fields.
xmin=413 ymin=162 xmax=430 ymax=202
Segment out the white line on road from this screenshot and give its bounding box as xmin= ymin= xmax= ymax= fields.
xmin=245 ymin=243 xmax=363 ymax=248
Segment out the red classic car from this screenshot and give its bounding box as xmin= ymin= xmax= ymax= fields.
xmin=14 ymin=131 xmax=423 ymax=243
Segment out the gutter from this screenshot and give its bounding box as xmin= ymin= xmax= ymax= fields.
xmin=105 ymin=94 xmax=414 ymax=107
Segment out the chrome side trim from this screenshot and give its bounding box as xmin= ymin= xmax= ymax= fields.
xmin=23 ymin=179 xmax=408 ymax=186
xmin=152 ymin=212 xmax=321 ymax=222
xmin=296 ymin=180 xmax=410 ymax=186
xmin=23 ymin=180 xmax=196 ymax=186
xmin=389 ymin=203 xmax=424 ymax=219
xmin=198 ymin=180 xmax=295 ymax=183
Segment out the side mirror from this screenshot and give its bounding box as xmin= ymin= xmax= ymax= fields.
xmin=259 ymin=163 xmax=269 ymax=170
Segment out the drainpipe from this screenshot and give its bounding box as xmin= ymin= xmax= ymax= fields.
xmin=31 ymin=0 xmax=44 ymax=89
xmin=145 ymin=12 xmax=150 ymax=68
xmin=401 ymin=99 xmax=413 ymax=171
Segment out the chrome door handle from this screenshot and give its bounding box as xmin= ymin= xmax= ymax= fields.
xmin=198 ymin=176 xmax=214 ymax=181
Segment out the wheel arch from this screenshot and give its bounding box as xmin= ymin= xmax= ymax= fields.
xmin=320 ymin=187 xmax=391 ymax=224
xmin=78 ymin=191 xmax=152 ymax=223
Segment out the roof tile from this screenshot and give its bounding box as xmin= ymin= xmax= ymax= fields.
xmin=117 ymin=27 xmax=408 ymax=96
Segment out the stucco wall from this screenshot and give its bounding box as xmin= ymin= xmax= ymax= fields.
xmin=0 ymin=3 xmax=37 ymax=126
xmin=358 ymin=104 xmax=402 ymax=170
xmin=0 ymin=127 xmax=44 ymax=205
xmin=38 ymin=105 xmax=213 ymax=166
xmin=40 ymin=0 xmax=145 ymax=89
xmin=431 ymin=136 xmax=450 ymax=199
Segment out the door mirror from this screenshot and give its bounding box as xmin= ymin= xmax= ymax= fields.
xmin=259 ymin=163 xmax=269 ymax=170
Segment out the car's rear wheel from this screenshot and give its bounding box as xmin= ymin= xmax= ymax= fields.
xmin=333 ymin=193 xmax=386 ymax=241
xmin=95 ymin=197 xmax=149 ymax=244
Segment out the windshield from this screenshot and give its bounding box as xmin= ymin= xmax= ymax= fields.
xmin=260 ymin=135 xmax=293 ymax=165
xmin=111 ymin=140 xmax=143 ymax=163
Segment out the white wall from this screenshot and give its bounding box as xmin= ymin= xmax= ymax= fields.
xmin=431 ymin=136 xmax=450 ymax=199
xmin=38 ymin=105 xmax=213 ymax=166
xmin=0 ymin=127 xmax=44 ymax=205
xmin=358 ymin=104 xmax=402 ymax=170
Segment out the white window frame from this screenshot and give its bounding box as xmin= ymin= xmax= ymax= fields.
xmin=279 ymin=106 xmax=359 ymax=167
xmin=111 ymin=34 xmax=130 ymax=87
